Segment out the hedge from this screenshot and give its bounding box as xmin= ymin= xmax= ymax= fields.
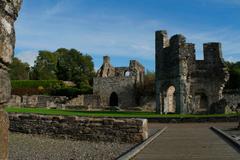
xmin=11 ymin=80 xmax=64 ymax=89
xmin=51 ymin=86 xmax=93 ymax=98
xmin=11 ymin=80 xmax=92 ymax=97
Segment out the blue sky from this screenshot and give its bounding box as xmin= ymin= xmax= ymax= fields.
xmin=15 ymin=0 xmax=240 ymax=71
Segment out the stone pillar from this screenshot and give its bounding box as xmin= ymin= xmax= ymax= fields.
xmin=0 ymin=0 xmax=22 ymax=159
xmin=155 ymin=31 xmax=169 ymax=114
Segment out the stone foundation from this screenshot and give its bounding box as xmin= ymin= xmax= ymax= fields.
xmin=9 ymin=113 xmax=148 ymax=143
xmin=7 ymin=94 xmax=101 ymax=110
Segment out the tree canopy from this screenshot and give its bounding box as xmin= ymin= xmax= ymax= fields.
xmin=225 ymin=61 xmax=240 ymax=89
xmin=9 ymin=57 xmax=30 ymax=80
xmin=30 ymin=48 xmax=95 ymax=88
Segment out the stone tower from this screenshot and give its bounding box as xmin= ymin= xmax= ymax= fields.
xmin=155 ymin=30 xmax=228 ymax=114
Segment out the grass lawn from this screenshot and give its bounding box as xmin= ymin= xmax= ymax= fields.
xmin=5 ymin=107 xmax=237 ymax=118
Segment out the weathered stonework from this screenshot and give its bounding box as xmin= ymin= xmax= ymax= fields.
xmin=155 ymin=30 xmax=229 ymax=114
xmin=7 ymin=94 xmax=101 ymax=110
xmin=94 ymin=56 xmax=144 ymax=108
xmin=0 ymin=0 xmax=22 ymax=159
xmin=9 ymin=113 xmax=148 ymax=143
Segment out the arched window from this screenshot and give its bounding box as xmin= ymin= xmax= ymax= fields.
xmin=165 ymin=86 xmax=176 ymax=113
xmin=124 ymin=71 xmax=130 ymax=77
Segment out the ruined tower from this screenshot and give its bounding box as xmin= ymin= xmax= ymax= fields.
xmin=155 ymin=30 xmax=228 ymax=114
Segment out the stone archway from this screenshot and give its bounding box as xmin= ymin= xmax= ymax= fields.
xmin=165 ymin=86 xmax=176 ymax=113
xmin=109 ymin=92 xmax=118 ymax=106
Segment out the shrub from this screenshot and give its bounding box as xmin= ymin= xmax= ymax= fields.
xmin=51 ymin=86 xmax=93 ymax=98
xmin=11 ymin=80 xmax=65 ymax=95
xmin=11 ymin=80 xmax=64 ymax=89
xmin=51 ymin=88 xmax=80 ymax=98
xmin=11 ymin=88 xmax=49 ymax=95
xmin=11 ymin=80 xmax=92 ymax=97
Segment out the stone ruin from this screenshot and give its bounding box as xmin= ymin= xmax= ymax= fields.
xmin=155 ymin=30 xmax=229 ymax=114
xmin=0 ymin=0 xmax=22 ymax=159
xmin=93 ymin=56 xmax=144 ymax=109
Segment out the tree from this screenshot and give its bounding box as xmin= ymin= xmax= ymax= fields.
xmin=55 ymin=48 xmax=94 ymax=87
xmin=9 ymin=57 xmax=30 ymax=80
xmin=136 ymin=70 xmax=155 ymax=105
xmin=31 ymin=50 xmax=58 ymax=80
xmin=225 ymin=61 xmax=240 ymax=89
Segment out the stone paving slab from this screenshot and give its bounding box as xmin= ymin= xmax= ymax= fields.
xmin=135 ymin=123 xmax=240 ymax=160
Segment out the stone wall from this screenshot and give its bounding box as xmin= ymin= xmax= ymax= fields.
xmin=7 ymin=94 xmax=102 ymax=110
xmin=93 ymin=77 xmax=136 ymax=108
xmin=9 ymin=113 xmax=148 ymax=143
xmin=0 ymin=0 xmax=22 ymax=159
xmin=223 ymin=93 xmax=240 ymax=107
xmin=7 ymin=95 xmax=68 ymax=108
xmin=222 ymin=92 xmax=240 ymax=113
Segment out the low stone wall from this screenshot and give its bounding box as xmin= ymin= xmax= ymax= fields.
xmin=223 ymin=93 xmax=240 ymax=107
xmin=7 ymin=95 xmax=68 ymax=108
xmin=7 ymin=95 xmax=101 ymax=110
xmin=8 ymin=113 xmax=148 ymax=143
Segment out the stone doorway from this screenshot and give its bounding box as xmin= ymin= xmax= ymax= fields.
xmin=109 ymin=92 xmax=118 ymax=106
xmin=165 ymin=86 xmax=176 ymax=113
xmin=194 ymin=93 xmax=208 ymax=113
xmin=199 ymin=93 xmax=208 ymax=109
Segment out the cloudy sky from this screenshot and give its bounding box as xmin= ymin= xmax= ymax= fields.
xmin=15 ymin=0 xmax=240 ymax=71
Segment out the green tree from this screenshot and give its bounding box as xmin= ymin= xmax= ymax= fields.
xmin=9 ymin=57 xmax=30 ymax=80
xmin=31 ymin=50 xmax=58 ymax=80
xmin=225 ymin=61 xmax=240 ymax=89
xmin=55 ymin=48 xmax=94 ymax=87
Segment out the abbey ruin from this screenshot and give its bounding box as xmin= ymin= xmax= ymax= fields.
xmin=155 ymin=30 xmax=229 ymax=114
xmin=94 ymin=56 xmax=144 ymax=108
xmin=0 ymin=0 xmax=22 ymax=159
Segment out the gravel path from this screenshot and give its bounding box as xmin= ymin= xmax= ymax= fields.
xmin=9 ymin=132 xmax=135 ymax=160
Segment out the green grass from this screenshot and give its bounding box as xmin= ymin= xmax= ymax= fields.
xmin=5 ymin=107 xmax=237 ymax=118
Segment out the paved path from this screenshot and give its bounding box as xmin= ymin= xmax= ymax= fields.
xmin=135 ymin=123 xmax=240 ymax=160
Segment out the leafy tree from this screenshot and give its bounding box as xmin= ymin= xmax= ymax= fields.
xmin=31 ymin=50 xmax=58 ymax=80
xmin=55 ymin=48 xmax=94 ymax=87
xmin=225 ymin=61 xmax=240 ymax=89
xmin=136 ymin=70 xmax=155 ymax=103
xmin=9 ymin=57 xmax=30 ymax=80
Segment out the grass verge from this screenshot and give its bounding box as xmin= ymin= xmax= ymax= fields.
xmin=5 ymin=107 xmax=238 ymax=118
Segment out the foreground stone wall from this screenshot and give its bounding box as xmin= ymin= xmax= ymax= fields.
xmin=0 ymin=0 xmax=22 ymax=159
xmin=9 ymin=113 xmax=148 ymax=143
